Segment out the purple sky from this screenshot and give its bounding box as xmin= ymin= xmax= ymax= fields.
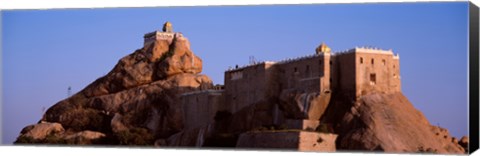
xmin=2 ymin=2 xmax=469 ymax=144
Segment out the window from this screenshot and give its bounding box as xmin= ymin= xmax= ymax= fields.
xmin=319 ymin=60 xmax=323 ymax=65
xmin=330 ymin=60 xmax=332 ymax=65
xmin=305 ymin=65 xmax=311 ymax=77
xmin=370 ymin=73 xmax=376 ymax=85
xmin=294 ymin=67 xmax=297 ymax=72
xmin=393 ymin=65 xmax=396 ymax=68
xmin=360 ymin=57 xmax=363 ymax=64
xmin=371 ymin=59 xmax=374 ymax=65
xmin=382 ymin=59 xmax=386 ymax=66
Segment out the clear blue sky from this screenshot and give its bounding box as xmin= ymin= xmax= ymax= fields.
xmin=1 ymin=2 xmax=469 ymax=144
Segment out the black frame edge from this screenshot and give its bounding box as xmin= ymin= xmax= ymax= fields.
xmin=469 ymin=1 xmax=479 ymax=154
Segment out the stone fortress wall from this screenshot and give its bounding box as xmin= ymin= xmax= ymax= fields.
xmin=177 ymin=43 xmax=401 ymax=133
xmin=180 ymin=90 xmax=224 ymax=130
xmin=224 ymin=62 xmax=276 ymax=113
xmin=222 ymin=44 xmax=401 ymax=114
xmin=143 ymin=23 xmax=401 ymax=147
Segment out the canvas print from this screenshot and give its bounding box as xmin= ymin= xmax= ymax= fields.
xmin=1 ymin=2 xmax=473 ymax=154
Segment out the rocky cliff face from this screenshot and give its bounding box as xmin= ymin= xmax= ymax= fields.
xmin=322 ymin=92 xmax=465 ymax=153
xmin=15 ymin=35 xmax=212 ymax=145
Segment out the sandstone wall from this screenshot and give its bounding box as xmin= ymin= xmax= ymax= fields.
xmin=333 ymin=52 xmax=356 ymax=96
xmin=181 ymin=90 xmax=224 ymax=130
xmin=354 ymin=51 xmax=401 ymax=96
xmin=276 ymin=55 xmax=328 ymax=92
xmin=224 ymin=62 xmax=275 ymax=113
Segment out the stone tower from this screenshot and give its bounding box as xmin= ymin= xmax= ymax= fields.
xmin=163 ymin=21 xmax=173 ymax=33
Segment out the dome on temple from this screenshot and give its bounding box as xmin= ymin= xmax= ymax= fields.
xmin=163 ymin=21 xmax=173 ymax=33
xmin=316 ymin=42 xmax=331 ymax=54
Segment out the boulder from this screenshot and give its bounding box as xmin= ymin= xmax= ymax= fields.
xmin=19 ymin=122 xmax=64 ymax=140
xmin=157 ymin=38 xmax=203 ymax=78
xmin=111 ymin=113 xmax=128 ymax=133
xmin=459 ymin=136 xmax=469 ymax=152
xmin=64 ymin=131 xmax=106 ymax=144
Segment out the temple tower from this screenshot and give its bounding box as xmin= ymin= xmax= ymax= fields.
xmin=144 ymin=21 xmax=183 ymax=46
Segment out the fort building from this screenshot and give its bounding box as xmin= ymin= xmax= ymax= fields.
xmin=222 ymin=43 xmax=400 ymax=115
xmin=143 ymin=22 xmax=401 ymax=131
xmin=137 ymin=23 xmax=403 ymax=150
xmin=180 ymin=43 xmax=401 ymax=130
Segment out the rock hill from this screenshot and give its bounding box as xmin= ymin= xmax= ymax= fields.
xmin=16 ymin=32 xmax=212 ymax=145
xmin=15 ymin=24 xmax=468 ymax=154
xmin=323 ymin=92 xmax=465 ymax=153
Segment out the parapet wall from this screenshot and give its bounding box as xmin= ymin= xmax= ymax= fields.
xmin=143 ymin=31 xmax=185 ymax=46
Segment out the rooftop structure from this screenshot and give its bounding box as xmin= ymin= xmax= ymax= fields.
xmin=143 ymin=21 xmax=184 ymax=46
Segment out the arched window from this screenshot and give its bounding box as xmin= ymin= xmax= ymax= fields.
xmin=382 ymin=59 xmax=386 ymax=66
xmin=360 ymin=57 xmax=363 ymax=64
xmin=371 ymin=59 xmax=374 ymax=65
xmin=370 ymin=73 xmax=376 ymax=85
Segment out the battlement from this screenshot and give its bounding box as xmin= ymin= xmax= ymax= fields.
xmin=334 ymin=46 xmax=395 ymax=56
xmin=225 ymin=61 xmax=276 ymax=72
xmin=224 ymin=45 xmax=399 ymax=72
xmin=354 ymin=46 xmax=394 ymax=54
xmin=224 ymin=52 xmax=334 ymax=72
